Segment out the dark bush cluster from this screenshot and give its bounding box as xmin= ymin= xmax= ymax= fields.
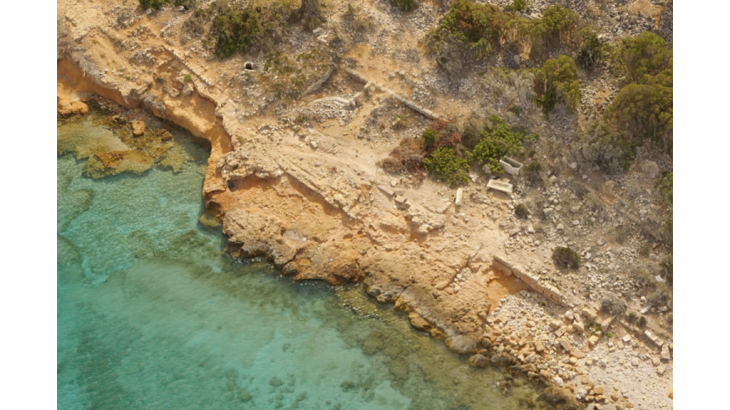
xmin=391 ymin=0 xmax=415 ymax=11
xmin=514 ymin=203 xmax=530 ymax=219
xmin=552 ymin=246 xmax=581 ymax=269
xmin=426 ymin=0 xmax=580 ymax=71
xmin=600 ymin=297 xmax=627 ymax=316
xmin=589 ymin=32 xmax=673 ymax=170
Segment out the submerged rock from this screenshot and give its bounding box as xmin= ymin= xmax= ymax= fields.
xmin=83 ymin=150 xmax=154 ymax=178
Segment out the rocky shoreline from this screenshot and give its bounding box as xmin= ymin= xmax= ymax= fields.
xmin=58 ymin=1 xmax=673 ymax=409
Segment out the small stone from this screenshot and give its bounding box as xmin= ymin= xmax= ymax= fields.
xmin=660 ymin=344 xmax=671 ymax=362
xmin=132 ymin=120 xmax=145 ymax=136
xmin=550 ymin=320 xmax=563 ymax=330
xmin=656 ymin=365 xmax=666 ymax=375
xmin=622 ymin=334 xmax=632 ymax=344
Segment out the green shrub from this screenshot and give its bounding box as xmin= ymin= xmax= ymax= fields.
xmin=534 ymin=55 xmax=581 ymax=113
xmin=184 ymin=74 xmax=192 ymax=83
xmin=618 ymin=32 xmax=673 ymax=86
xmin=588 ymin=31 xmax=673 ymax=167
xmin=512 ymin=0 xmax=527 ymax=12
xmin=539 ymin=5 xmax=579 ymax=46
xmin=604 ymin=82 xmax=672 ymax=153
xmin=552 ymin=246 xmax=581 ymax=269
xmin=514 ymin=203 xmax=530 ymax=219
xmin=422 ymin=146 xmax=470 ymax=187
xmin=422 ymin=128 xmax=437 ymax=149
xmin=576 ymin=27 xmax=604 ymax=69
xmin=391 ymin=0 xmax=415 ymax=11
xmin=139 ymin=0 xmax=168 ymax=10
xmin=211 ymin=5 xmax=262 ymax=58
xmin=637 ymin=315 xmax=647 ymax=328
xmin=469 ymin=115 xmax=537 ymax=174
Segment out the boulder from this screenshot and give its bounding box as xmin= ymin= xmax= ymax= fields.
xmin=468 ymin=354 xmax=490 ymax=368
xmin=539 ymin=386 xmax=581 ymax=410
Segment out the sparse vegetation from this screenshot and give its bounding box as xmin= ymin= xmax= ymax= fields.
xmin=661 ymin=255 xmax=673 ymax=285
xmin=379 ymin=138 xmax=425 ymax=175
xmin=261 ymin=48 xmax=332 ymax=99
xmin=552 ymin=246 xmax=581 ymax=269
xmin=637 ymin=315 xmax=647 ymax=328
xmin=534 ymin=55 xmax=581 ymax=113
xmin=523 ymin=161 xmax=542 ymax=185
xmin=657 ymin=171 xmax=673 ymax=205
xmin=184 ymin=74 xmax=192 ymax=83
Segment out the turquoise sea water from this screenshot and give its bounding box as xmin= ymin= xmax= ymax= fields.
xmin=57 ymin=117 xmax=546 ymax=410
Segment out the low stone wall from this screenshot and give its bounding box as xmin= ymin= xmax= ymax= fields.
xmin=492 ymin=255 xmax=571 ymax=308
xmin=161 ymin=45 xmax=215 ymax=89
xmin=344 ymin=68 xmax=441 ymax=120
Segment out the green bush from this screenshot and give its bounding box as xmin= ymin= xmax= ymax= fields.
xmin=514 ymin=203 xmax=530 ymax=219
xmin=422 ymin=146 xmax=470 ymax=187
xmin=391 ymin=0 xmax=415 ymax=11
xmin=184 ymin=74 xmax=192 ymax=83
xmin=211 ymin=5 xmax=262 ymax=58
xmin=422 ymin=128 xmax=437 ymax=149
xmin=469 ymin=115 xmax=537 ymax=174
xmin=512 ymin=0 xmax=527 ymax=12
xmin=552 ymin=246 xmax=581 ymax=269
xmin=588 ymin=31 xmax=673 ymax=167
xmin=534 ymin=55 xmax=581 ymax=113
xmin=637 ymin=315 xmax=647 ymax=328
xmin=618 ymin=32 xmax=673 ymax=86
xmin=139 ymin=0 xmax=168 ymax=10
xmin=604 ymin=82 xmax=672 ymax=153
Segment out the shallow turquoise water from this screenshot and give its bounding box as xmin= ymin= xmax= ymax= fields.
xmin=57 ymin=117 xmax=546 ymax=410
